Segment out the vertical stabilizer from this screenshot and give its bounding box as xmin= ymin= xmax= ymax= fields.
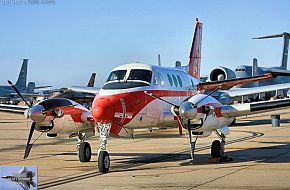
xmin=252 ymin=58 xmax=258 ymax=76
xmin=281 ymin=33 xmax=290 ymax=69
xmin=15 ymin=59 xmax=28 ymax=90
xmin=187 ymin=18 xmax=203 ymax=78
xmin=253 ymin=32 xmax=290 ymax=69
xmin=87 ymin=73 xmax=96 ymax=87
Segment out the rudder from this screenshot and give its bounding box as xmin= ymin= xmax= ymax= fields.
xmin=188 ymin=19 xmax=202 ymax=79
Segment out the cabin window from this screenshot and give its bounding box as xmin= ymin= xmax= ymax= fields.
xmin=106 ymin=70 xmax=127 ymax=82
xmin=167 ymin=74 xmax=173 ymax=86
xmin=191 ymin=79 xmax=195 ymax=87
xmin=172 ymin=75 xmax=178 ymax=87
xmin=154 ymin=72 xmax=164 ymax=86
xmin=177 ymin=75 xmax=182 ymax=87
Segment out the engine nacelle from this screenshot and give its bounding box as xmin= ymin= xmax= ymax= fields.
xmin=209 ymin=67 xmax=236 ymax=81
xmin=218 ymin=92 xmax=233 ymax=105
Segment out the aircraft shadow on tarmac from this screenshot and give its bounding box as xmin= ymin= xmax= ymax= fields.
xmin=37 ymin=142 xmax=290 ymax=189
xmin=58 ymin=142 xmax=290 ymax=169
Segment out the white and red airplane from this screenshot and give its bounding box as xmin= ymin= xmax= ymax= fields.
xmin=90 ymin=19 xmax=290 ymax=173
xmin=8 ymin=19 xmax=290 ymax=174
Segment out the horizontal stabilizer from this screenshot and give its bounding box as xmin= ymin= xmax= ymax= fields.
xmin=253 ymin=32 xmax=290 ymax=40
xmin=34 ymin=85 xmax=52 ymax=89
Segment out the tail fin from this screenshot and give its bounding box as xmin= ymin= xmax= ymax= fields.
xmin=187 ymin=18 xmax=203 ymax=78
xmin=253 ymin=32 xmax=290 ymax=70
xmin=15 ymin=59 xmax=28 ymax=90
xmin=87 ymin=73 xmax=96 ymax=87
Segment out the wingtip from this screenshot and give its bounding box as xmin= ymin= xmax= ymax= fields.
xmin=7 ymin=80 xmax=12 ymax=85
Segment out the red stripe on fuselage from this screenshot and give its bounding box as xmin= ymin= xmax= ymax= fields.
xmin=92 ymin=90 xmax=195 ymax=135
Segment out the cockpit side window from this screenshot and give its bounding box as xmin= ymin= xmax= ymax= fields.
xmin=128 ymin=69 xmax=152 ymax=83
xmin=106 ymin=70 xmax=127 ymax=82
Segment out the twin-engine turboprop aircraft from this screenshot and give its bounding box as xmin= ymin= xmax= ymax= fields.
xmin=8 ymin=19 xmax=290 ymax=174
xmin=91 ymin=19 xmax=290 ymax=173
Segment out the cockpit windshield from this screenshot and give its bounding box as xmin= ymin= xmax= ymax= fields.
xmin=103 ymin=69 xmax=152 ymax=90
xmin=127 ymin=69 xmax=152 ymax=83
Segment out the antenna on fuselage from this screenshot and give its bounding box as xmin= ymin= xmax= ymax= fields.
xmin=158 ymin=54 xmax=161 ymax=66
xmin=175 ymin=61 xmax=181 ymax=67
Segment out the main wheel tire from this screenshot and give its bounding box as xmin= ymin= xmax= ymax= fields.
xmin=211 ymin=140 xmax=222 ymax=158
xmin=78 ymin=142 xmax=91 ymax=162
xmin=98 ymin=151 xmax=110 ymax=173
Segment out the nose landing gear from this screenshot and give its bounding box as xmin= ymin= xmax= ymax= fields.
xmin=97 ymin=122 xmax=111 ymax=173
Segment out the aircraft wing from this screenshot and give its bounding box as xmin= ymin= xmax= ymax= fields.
xmin=12 ymin=92 xmax=44 ymax=98
xmin=0 ymin=104 xmax=28 ymax=113
xmin=222 ymin=83 xmax=290 ymax=97
xmin=69 ymin=86 xmax=99 ymax=94
xmin=18 ymin=181 xmax=31 ymax=190
xmin=221 ymin=98 xmax=290 ymax=118
xmin=198 ymin=72 xmax=290 ymax=91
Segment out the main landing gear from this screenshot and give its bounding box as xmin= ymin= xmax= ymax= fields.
xmin=97 ymin=122 xmax=111 ymax=173
xmin=187 ymin=127 xmax=233 ymax=162
xmin=211 ymin=130 xmax=233 ymax=162
xmin=77 ymin=133 xmax=91 ymax=162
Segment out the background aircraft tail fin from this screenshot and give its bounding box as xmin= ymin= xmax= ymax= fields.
xmin=253 ymin=32 xmax=290 ymax=70
xmin=187 ymin=18 xmax=203 ymax=79
xmin=15 ymin=59 xmax=28 ymax=90
xmin=87 ymin=73 xmax=96 ymax=87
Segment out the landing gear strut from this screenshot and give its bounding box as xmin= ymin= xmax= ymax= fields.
xmin=97 ymin=122 xmax=111 ymax=173
xmin=211 ymin=130 xmax=233 ymax=162
xmin=77 ymin=133 xmax=91 ymax=162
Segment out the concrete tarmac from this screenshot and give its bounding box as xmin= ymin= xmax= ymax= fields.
xmin=0 ymin=110 xmax=290 ymax=190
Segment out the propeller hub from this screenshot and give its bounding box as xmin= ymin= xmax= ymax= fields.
xmin=179 ymin=102 xmax=198 ymax=120
xmin=28 ymin=105 xmax=46 ymax=122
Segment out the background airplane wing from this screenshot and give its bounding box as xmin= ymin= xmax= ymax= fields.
xmin=0 ymin=104 xmax=28 ymax=113
xmin=69 ymin=86 xmax=99 ymax=94
xmin=222 ymin=83 xmax=290 ymax=97
xmin=221 ymin=98 xmax=290 ymax=118
xmin=198 ymin=71 xmax=290 ymax=91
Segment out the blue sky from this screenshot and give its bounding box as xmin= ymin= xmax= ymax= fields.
xmin=0 ymin=0 xmax=289 ymax=88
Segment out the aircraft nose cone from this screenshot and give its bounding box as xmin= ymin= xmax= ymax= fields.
xmin=28 ymin=105 xmax=46 ymax=122
xmin=92 ymin=98 xmax=115 ymax=123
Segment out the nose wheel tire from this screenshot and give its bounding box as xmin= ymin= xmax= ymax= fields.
xmin=78 ymin=142 xmax=91 ymax=162
xmin=211 ymin=140 xmax=223 ymax=158
xmin=98 ymin=151 xmax=110 ymax=173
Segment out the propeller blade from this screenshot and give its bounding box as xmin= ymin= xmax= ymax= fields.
xmin=24 ymin=122 xmax=36 ymax=159
xmin=144 ymin=91 xmax=179 ymax=107
xmin=187 ymin=119 xmax=194 ymax=159
xmin=195 ymin=85 xmax=221 ymax=106
xmin=7 ymin=80 xmax=32 ymax=108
